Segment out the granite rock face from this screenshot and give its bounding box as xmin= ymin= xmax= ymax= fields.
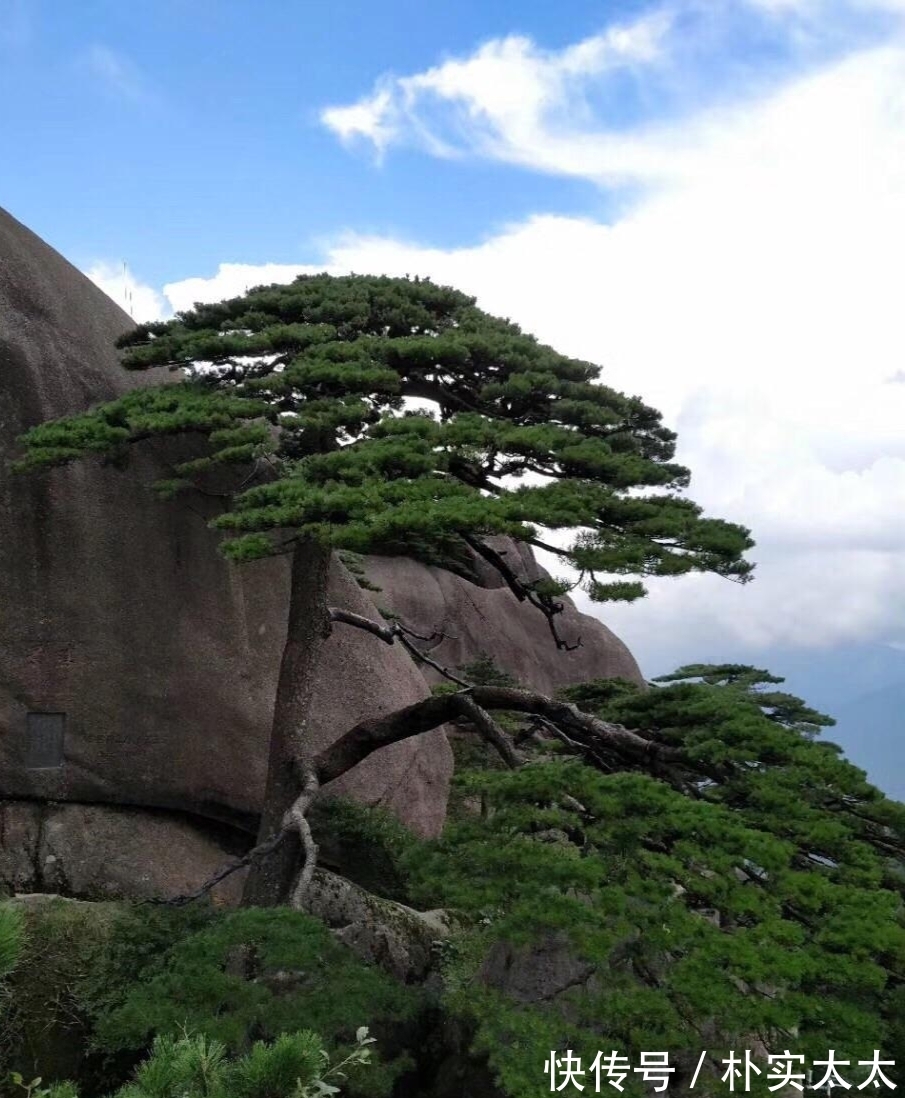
xmin=0 ymin=799 xmax=246 ymax=903
xmin=365 ymin=543 xmax=644 ymax=693
xmin=0 ymin=205 xmax=451 ymax=842
xmin=299 ymin=867 xmax=453 ymax=983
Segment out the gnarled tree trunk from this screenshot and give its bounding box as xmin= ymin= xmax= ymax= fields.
xmin=242 ymin=538 xmax=332 ymax=906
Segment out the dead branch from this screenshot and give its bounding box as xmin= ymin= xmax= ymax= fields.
xmin=456 ymin=695 xmax=523 ymax=769
xmin=462 ymin=536 xmax=581 ymax=652
xmin=287 ymin=760 xmax=321 ymax=908
xmin=328 ymin=607 xmax=397 ymax=644
xmin=396 ymin=632 xmax=472 ymax=687
xmin=328 ymin=606 xmax=472 ymax=687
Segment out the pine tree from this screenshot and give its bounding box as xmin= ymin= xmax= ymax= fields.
xmin=18 ymin=274 xmax=753 ymax=905
xmin=402 ymin=667 xmax=905 ymax=1096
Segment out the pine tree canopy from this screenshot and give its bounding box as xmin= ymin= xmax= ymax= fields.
xmin=19 ymin=274 xmax=754 ymax=605
xmin=403 ymin=664 xmax=905 ymax=1096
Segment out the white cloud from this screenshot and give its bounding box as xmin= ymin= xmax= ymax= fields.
xmin=319 ymin=1 xmax=904 ymax=188
xmin=750 ymin=0 xmax=905 ymax=13
xmin=164 ymin=263 xmax=312 ymax=316
xmin=86 ymin=16 xmax=905 ymax=671
xmin=85 ymin=262 xmax=168 ymax=323
xmin=85 ymin=262 xmax=317 ymax=324
xmin=320 ymin=10 xmax=682 ymax=180
xmin=321 ymin=85 xmax=400 ymax=156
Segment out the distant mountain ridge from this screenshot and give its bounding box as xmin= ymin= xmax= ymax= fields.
xmin=649 ymin=643 xmax=905 ymax=803
xmin=831 ymin=680 xmax=905 ymax=802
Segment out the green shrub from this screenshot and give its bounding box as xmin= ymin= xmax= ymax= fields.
xmin=401 ymin=668 xmax=905 ymax=1097
xmin=0 ymin=902 xmax=415 ymax=1098
xmin=10 ymin=1027 xmax=376 ymax=1098
xmin=310 ymin=798 xmax=421 ymax=904
xmin=90 ymin=908 xmax=415 ymax=1097
xmin=0 ymin=907 xmax=24 ymax=982
xmin=0 ymin=900 xmax=138 ymax=1088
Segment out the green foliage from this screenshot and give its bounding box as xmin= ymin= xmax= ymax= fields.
xmin=74 ymin=905 xmax=212 ymax=1031
xmin=456 ymin=653 xmax=519 ymax=689
xmin=0 ymin=903 xmax=412 ymax=1098
xmin=653 ymin=663 xmax=836 ymax=737
xmin=402 ymin=666 xmax=905 ymax=1097
xmin=113 ymin=1033 xmax=230 ymax=1098
xmin=11 ymin=1027 xmax=376 ymax=1098
xmin=9 ymin=1074 xmax=78 ymax=1098
xmin=228 ymin=1031 xmax=326 ymax=1098
xmin=91 ymin=909 xmax=414 ymax=1096
xmin=309 ymin=798 xmax=421 ymax=904
xmin=19 ymin=274 xmax=753 ymax=604
xmin=0 ymin=900 xmax=160 ymax=1087
xmin=336 ymin=552 xmax=381 ymax=593
xmin=0 ymin=906 xmax=24 ymax=982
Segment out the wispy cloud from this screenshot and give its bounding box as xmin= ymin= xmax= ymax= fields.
xmin=321 ymin=0 xmax=903 ymax=187
xmin=82 ymin=44 xmax=152 ymax=103
xmin=321 ymin=9 xmax=677 ymax=176
xmin=750 ymin=0 xmax=905 ymax=14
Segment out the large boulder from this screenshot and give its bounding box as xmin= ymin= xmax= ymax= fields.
xmin=0 ymin=799 xmax=246 ymax=903
xmin=365 ymin=541 xmax=644 ymax=693
xmin=0 ymin=205 xmax=451 ymax=840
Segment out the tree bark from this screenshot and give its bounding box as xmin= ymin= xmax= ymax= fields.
xmin=242 ymin=538 xmax=333 ymax=906
xmin=315 ymin=686 xmax=685 ymax=786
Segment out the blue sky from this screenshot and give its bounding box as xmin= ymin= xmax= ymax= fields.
xmin=3 ymin=0 xmax=905 ymax=790
xmin=2 ymin=0 xmax=641 ymax=282
xmin=2 ymin=0 xmax=898 ymax=284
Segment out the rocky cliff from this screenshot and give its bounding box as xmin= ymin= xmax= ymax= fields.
xmin=0 ymin=207 xmax=644 ymax=901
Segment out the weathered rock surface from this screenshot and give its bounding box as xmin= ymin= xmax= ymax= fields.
xmin=0 ymin=799 xmax=246 ymax=903
xmin=0 ymin=205 xmax=451 ymax=843
xmin=299 ymin=867 xmax=453 ymax=983
xmin=366 ymin=542 xmax=644 ymax=693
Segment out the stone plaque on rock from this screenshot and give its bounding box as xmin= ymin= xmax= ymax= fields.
xmin=25 ymin=712 xmax=64 ymax=769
